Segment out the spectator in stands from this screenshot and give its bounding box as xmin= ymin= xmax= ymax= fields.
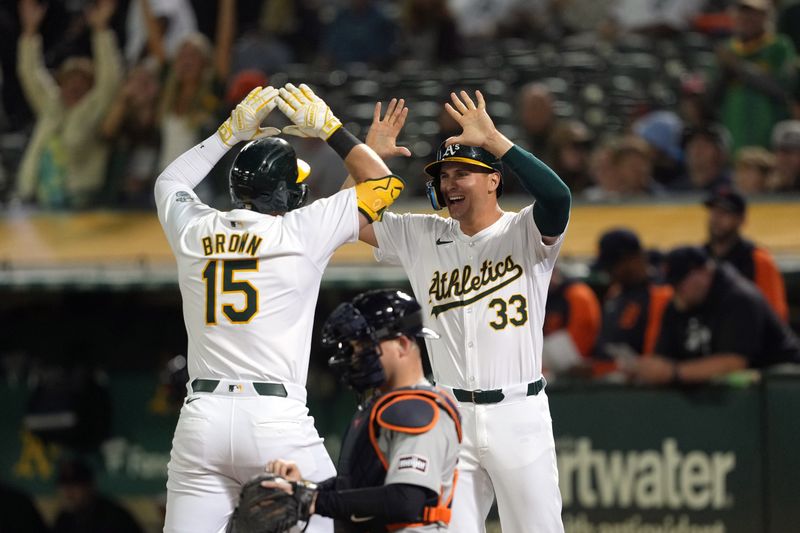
xmin=542 ymin=265 xmax=602 ymax=378
xmin=101 ymin=57 xmax=162 ymax=207
xmin=519 ymin=82 xmax=560 ymax=160
xmin=733 ymin=146 xmax=775 ymax=195
xmin=711 ymin=0 xmax=796 ymax=153
xmin=608 ymin=0 xmax=702 ymax=36
xmin=0 ymin=482 xmax=49 ymax=533
xmin=228 ymin=17 xmax=293 ymax=77
xmin=545 ymin=120 xmax=594 ymax=194
xmin=321 ymin=0 xmax=398 ymax=68
xmin=672 ymin=124 xmax=732 ymax=192
xmin=495 ymin=1 xmax=560 ymax=42
xmin=626 ymin=246 xmax=800 ymax=385
xmin=143 ymin=0 xmax=235 ymax=177
xmin=53 ymin=458 xmax=143 ymax=533
xmin=124 ymin=0 xmax=197 ymax=64
xmin=702 ymin=187 xmax=789 ymax=321
xmin=593 ymin=229 xmax=673 ymax=373
xmin=632 ymin=110 xmax=685 ymax=187
xmin=609 ymin=136 xmax=663 ymax=197
xmin=15 ymin=0 xmax=122 ymax=209
xmin=583 ymin=139 xmax=620 ymax=201
xmin=258 ymin=0 xmax=322 ymax=64
xmin=770 ymin=119 xmax=800 ymax=192
xmin=554 ymin=0 xmax=615 ymax=37
xmin=398 ymin=0 xmax=462 ymax=64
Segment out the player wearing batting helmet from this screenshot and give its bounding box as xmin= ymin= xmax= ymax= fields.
xmin=359 ymin=91 xmax=571 ymax=532
xmin=156 ymin=83 xmax=405 ymax=533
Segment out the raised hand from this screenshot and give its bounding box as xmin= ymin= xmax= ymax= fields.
xmin=443 ymin=90 xmax=499 ymax=148
xmin=19 ymin=0 xmax=47 ymax=36
xmin=277 ymin=83 xmax=342 ymax=140
xmin=365 ymin=98 xmax=412 ymax=160
xmin=217 ymin=86 xmax=281 ymax=146
xmin=85 ymin=0 xmax=117 ymax=30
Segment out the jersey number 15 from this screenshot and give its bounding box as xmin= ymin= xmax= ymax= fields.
xmin=202 ymin=259 xmax=259 ymax=324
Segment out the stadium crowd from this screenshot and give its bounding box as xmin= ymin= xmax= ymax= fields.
xmin=0 ymin=0 xmax=799 ymax=208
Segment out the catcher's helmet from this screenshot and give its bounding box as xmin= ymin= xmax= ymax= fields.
xmin=322 ymin=290 xmax=438 ymax=393
xmin=229 ymin=137 xmax=310 ymax=214
xmin=423 ymin=142 xmax=504 ymax=210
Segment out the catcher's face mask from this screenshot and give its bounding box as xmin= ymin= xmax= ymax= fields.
xmin=321 ymin=303 xmax=386 ymax=393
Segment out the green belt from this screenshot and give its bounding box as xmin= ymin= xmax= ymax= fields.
xmin=191 ymin=378 xmax=288 ymax=397
xmin=453 ymin=378 xmax=545 ymax=404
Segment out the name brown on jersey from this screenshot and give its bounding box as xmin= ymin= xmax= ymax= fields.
xmin=201 ymin=233 xmax=263 ymax=257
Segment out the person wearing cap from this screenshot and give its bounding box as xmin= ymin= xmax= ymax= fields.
xmin=545 ymin=120 xmax=595 ymax=194
xmin=593 ymin=229 xmax=673 ymax=374
xmin=702 ymin=187 xmax=788 ymax=321
xmin=626 ymin=246 xmax=800 ymax=385
xmin=53 ymin=458 xmax=143 ymax=533
xmin=711 ymin=0 xmax=796 ymax=154
xmin=770 ymin=119 xmax=800 ymax=192
xmin=15 ymin=0 xmax=122 ymax=208
xmin=673 ymin=124 xmax=733 ymax=192
xmin=359 ymin=91 xmax=571 ymax=532
xmin=632 ymin=110 xmax=685 ymax=187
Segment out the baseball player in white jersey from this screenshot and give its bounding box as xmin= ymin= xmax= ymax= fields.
xmin=155 ymin=83 xmax=404 ymax=533
xmin=359 ymin=91 xmax=572 ymax=532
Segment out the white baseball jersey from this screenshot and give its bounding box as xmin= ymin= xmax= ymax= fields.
xmin=373 ymin=206 xmax=563 ymax=390
xmin=155 ymin=136 xmax=360 ymax=386
xmin=375 ymin=206 xmax=567 ymax=533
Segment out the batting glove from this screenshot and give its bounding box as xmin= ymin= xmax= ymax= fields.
xmin=277 ymin=83 xmax=342 ymax=140
xmin=217 ymin=86 xmax=281 ymax=147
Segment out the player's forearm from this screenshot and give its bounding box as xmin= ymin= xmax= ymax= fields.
xmin=673 ymin=354 xmax=748 ymax=383
xmin=314 ymin=482 xmax=432 ymax=524
xmin=335 ymin=138 xmax=392 ymax=184
xmin=502 ymin=145 xmax=571 ymax=237
xmin=155 ymin=133 xmax=229 ymax=191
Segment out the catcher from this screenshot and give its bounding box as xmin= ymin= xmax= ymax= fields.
xmin=228 ymin=289 xmax=462 ymax=532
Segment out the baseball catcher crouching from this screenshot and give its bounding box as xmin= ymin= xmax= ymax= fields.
xmin=227 ymin=473 xmax=318 ymax=533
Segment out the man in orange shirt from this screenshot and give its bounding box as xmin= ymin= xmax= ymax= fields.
xmin=703 ymin=187 xmax=788 ymax=321
xmin=542 ymin=267 xmax=601 ymax=377
xmin=594 ymin=229 xmax=673 ymax=369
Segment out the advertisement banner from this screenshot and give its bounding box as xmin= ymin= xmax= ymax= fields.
xmin=550 ymin=384 xmax=762 ymax=533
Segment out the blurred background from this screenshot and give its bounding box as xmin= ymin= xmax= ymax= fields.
xmin=1 ymin=0 xmax=800 ymax=531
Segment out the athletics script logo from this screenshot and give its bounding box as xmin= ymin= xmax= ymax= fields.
xmin=428 ymin=255 xmax=523 ymax=316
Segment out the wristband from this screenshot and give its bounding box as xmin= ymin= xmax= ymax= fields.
xmin=327 ymin=127 xmax=361 ymax=159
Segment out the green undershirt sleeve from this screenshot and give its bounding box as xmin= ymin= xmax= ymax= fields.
xmin=501 ymin=145 xmax=571 ymax=237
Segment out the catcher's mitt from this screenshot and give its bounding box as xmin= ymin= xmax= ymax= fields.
xmin=227 ymin=473 xmax=318 ymax=533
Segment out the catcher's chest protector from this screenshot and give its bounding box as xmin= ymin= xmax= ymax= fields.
xmin=336 ymin=397 xmax=388 ymax=494
xmin=335 ymin=387 xmax=463 ymax=531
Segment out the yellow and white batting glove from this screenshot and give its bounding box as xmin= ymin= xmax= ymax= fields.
xmin=277 ymin=83 xmax=342 ymax=140
xmin=217 ymin=86 xmax=281 ymax=147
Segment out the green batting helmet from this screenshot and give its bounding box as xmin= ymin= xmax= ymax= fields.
xmin=229 ymin=137 xmax=310 ymax=214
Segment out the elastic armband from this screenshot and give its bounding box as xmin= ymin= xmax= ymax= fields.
xmin=355 ymin=175 xmax=405 ymax=223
